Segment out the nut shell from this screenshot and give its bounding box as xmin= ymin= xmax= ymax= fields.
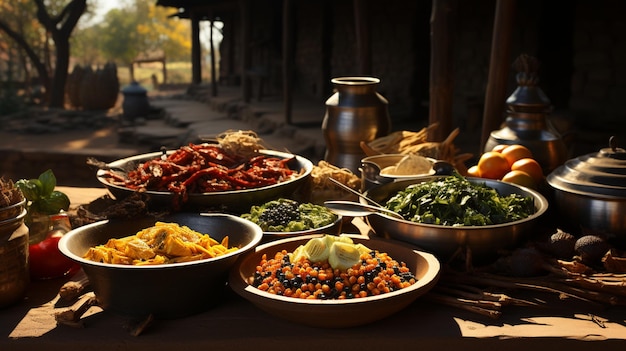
xmin=548 ymin=229 xmax=576 ymax=259
xmin=575 ymin=235 xmax=611 ymax=265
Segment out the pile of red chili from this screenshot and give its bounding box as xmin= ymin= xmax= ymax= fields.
xmin=102 ymin=143 xmax=299 ymax=194
xmin=253 ymin=249 xmax=417 ymax=300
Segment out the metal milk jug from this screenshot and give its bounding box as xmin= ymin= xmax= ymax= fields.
xmin=322 ymin=77 xmax=391 ymax=174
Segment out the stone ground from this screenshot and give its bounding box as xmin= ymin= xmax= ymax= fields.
xmin=0 ymin=83 xmax=612 ymax=188
xmin=0 ymin=84 xmax=331 ymax=187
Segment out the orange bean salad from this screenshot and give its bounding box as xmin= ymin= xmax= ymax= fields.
xmin=252 ymin=249 xmax=417 ymax=300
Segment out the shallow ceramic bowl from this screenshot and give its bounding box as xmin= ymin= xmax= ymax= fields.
xmin=361 ymin=154 xmax=436 ymax=191
xmin=261 ymin=215 xmax=343 ymax=242
xmin=58 ymin=213 xmax=263 ymax=319
xmin=363 ymin=176 xmax=549 ymax=261
xmin=96 ymin=149 xmax=313 ymax=213
xmin=228 ymin=234 xmax=440 ymax=328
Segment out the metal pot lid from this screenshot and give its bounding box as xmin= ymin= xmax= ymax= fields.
xmin=547 ymin=136 xmax=626 ymax=198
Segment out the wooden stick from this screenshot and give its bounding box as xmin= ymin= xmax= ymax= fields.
xmin=426 ymin=292 xmax=502 ymax=319
xmin=55 ymin=295 xmax=98 ymax=327
xmin=59 ymin=270 xmax=91 ymax=302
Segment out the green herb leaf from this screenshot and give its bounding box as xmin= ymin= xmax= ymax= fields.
xmin=385 ymin=176 xmax=535 ymax=226
xmin=35 ymin=191 xmax=70 ymax=215
xmin=38 ymin=169 xmax=57 ymax=197
xmin=15 ymin=179 xmax=42 ymax=201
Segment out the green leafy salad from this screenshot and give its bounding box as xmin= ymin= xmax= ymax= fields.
xmin=384 ymin=175 xmax=536 ymax=226
xmin=242 ymin=198 xmax=339 ymax=232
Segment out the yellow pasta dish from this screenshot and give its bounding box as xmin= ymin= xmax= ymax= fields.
xmin=83 ymin=222 xmax=238 ymax=265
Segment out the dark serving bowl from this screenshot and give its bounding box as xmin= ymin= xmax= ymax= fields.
xmin=58 ymin=213 xmax=263 ymax=319
xmin=229 ymin=234 xmax=441 ymax=328
xmin=261 ymin=216 xmax=343 ymax=242
xmin=96 ymin=149 xmax=313 ymax=213
xmin=363 ymin=176 xmax=549 ymax=261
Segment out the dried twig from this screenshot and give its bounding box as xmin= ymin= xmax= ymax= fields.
xmin=55 ymin=295 xmax=98 ymax=327
xmin=128 ymin=314 xmax=155 ymax=337
xmin=59 ymin=270 xmax=91 ymax=302
xmin=426 ymin=292 xmax=502 ymax=319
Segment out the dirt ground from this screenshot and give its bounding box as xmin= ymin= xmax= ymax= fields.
xmin=0 ymin=89 xmax=184 ymax=186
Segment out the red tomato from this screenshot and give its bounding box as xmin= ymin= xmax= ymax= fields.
xmin=28 ymin=232 xmax=79 ymax=280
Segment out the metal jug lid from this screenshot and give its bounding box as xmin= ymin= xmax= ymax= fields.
xmin=547 ymin=136 xmax=626 ymax=198
xmin=121 ymin=81 xmax=147 ymax=96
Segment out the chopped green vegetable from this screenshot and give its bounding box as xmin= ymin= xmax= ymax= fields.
xmin=384 ymin=175 xmax=535 ymax=226
xmin=242 ymin=198 xmax=338 ymax=232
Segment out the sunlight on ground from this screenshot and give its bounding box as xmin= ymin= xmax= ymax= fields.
xmin=65 ymin=129 xmax=115 ymax=150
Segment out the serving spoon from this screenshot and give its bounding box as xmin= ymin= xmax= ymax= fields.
xmin=327 ymin=177 xmax=385 ymax=208
xmin=324 ymin=200 xmax=405 ymax=220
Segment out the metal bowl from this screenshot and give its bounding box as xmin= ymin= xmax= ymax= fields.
xmin=96 ymin=149 xmax=313 ymax=213
xmin=228 ymin=233 xmax=440 ymax=328
xmin=58 ymin=213 xmax=263 ymax=319
xmin=363 ymin=176 xmax=549 ymax=261
xmin=360 ymin=154 xmax=436 ymax=191
xmin=546 ymin=140 xmax=626 ymax=247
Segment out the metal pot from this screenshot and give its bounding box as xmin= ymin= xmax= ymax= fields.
xmin=546 ymin=137 xmax=626 ymax=247
xmin=58 ymin=213 xmax=263 ymax=319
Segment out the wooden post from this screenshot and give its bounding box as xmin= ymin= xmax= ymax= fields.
xmin=282 ymin=0 xmax=294 ymax=124
xmin=209 ymin=19 xmax=218 ymax=97
xmin=480 ymin=0 xmax=516 ymax=152
xmin=191 ymin=10 xmax=202 ymax=84
xmin=162 ymin=58 xmax=167 ymax=85
xmin=353 ymin=0 xmax=372 ymax=75
xmin=240 ymin=0 xmax=251 ymax=102
xmin=129 ymin=63 xmax=135 ymax=82
xmin=428 ymin=0 xmax=457 ymax=141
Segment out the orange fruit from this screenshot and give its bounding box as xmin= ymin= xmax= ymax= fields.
xmin=467 ymin=165 xmax=481 ymax=177
xmin=501 ymin=144 xmax=533 ymax=167
xmin=501 ymin=170 xmax=537 ymax=189
xmin=511 ymin=158 xmax=544 ymax=184
xmin=476 ymin=151 xmax=510 ymax=180
xmin=491 ymin=144 xmax=508 ymax=153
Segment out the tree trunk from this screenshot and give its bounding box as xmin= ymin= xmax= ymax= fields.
xmin=34 ymin=0 xmax=86 ymax=108
xmin=0 ymin=20 xmax=50 ymax=99
xmin=49 ymin=38 xmax=70 ymax=108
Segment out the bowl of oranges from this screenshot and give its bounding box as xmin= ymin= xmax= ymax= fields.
xmin=467 ymin=144 xmax=545 ymax=190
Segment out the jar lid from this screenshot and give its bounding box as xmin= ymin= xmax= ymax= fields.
xmin=121 ymin=81 xmax=147 ymax=95
xmin=547 ymin=137 xmax=626 ymax=198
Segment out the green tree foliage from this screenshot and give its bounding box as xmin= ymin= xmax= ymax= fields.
xmin=95 ymin=0 xmax=191 ymax=65
xmin=0 ymin=0 xmax=86 ymax=108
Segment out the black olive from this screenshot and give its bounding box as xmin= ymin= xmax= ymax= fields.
xmin=258 ymin=199 xmax=301 ymax=227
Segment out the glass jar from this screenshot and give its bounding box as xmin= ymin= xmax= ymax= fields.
xmin=28 ymin=212 xmax=80 ymax=280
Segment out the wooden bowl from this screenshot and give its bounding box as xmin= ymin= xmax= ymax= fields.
xmin=228 ymin=234 xmax=440 ymax=328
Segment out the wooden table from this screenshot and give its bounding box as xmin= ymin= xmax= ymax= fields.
xmin=2 ymin=187 xmax=625 ymax=350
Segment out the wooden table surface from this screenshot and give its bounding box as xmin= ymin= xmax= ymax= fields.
xmin=2 ymin=186 xmax=625 ymax=350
